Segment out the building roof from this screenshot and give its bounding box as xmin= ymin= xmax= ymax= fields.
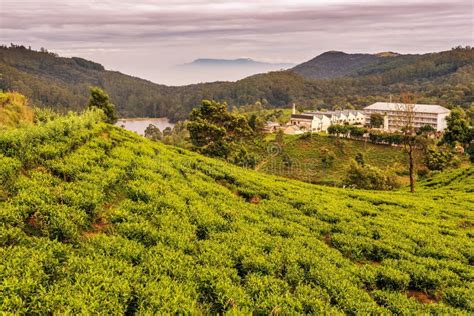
xmin=364 ymin=102 xmax=450 ymax=114
xmin=291 ymin=114 xmax=314 ymax=120
xmin=303 ymin=110 xmax=364 ymax=119
xmin=284 ymin=125 xmax=303 ymax=135
xmin=265 ymin=121 xmax=280 ymax=127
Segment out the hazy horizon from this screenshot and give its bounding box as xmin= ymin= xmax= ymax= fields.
xmin=1 ymin=0 xmax=472 ymax=85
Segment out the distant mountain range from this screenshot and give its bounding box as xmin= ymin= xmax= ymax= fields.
xmin=180 ymin=58 xmax=294 ymax=68
xmin=0 ymin=45 xmax=472 ymax=121
xmin=173 ymin=58 xmax=295 ymax=84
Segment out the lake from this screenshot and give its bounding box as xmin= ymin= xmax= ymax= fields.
xmin=116 ymin=118 xmax=175 ymax=135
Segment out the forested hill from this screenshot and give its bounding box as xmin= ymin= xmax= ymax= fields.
xmin=1 ymin=45 xmax=473 ymax=121
xmin=292 ymin=51 xmax=383 ymax=79
xmin=1 ymin=110 xmax=473 ymax=313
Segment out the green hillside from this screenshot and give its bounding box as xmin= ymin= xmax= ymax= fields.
xmin=292 ymin=51 xmax=383 ymax=79
xmin=419 ymin=167 xmax=474 ymax=192
xmin=1 ymin=45 xmax=473 ymax=121
xmin=259 ymin=134 xmax=409 ymax=185
xmin=1 ymin=110 xmax=473 ymax=314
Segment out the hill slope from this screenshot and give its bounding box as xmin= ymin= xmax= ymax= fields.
xmin=292 ymin=51 xmax=383 ymax=79
xmin=1 ymin=46 xmax=473 ymax=121
xmin=259 ymin=134 xmax=409 ymax=185
xmin=1 ymin=111 xmax=473 ymax=313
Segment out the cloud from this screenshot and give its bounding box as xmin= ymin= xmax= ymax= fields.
xmin=1 ymin=0 xmax=472 ymax=85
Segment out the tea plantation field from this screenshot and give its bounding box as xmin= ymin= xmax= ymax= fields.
xmin=1 ymin=111 xmax=473 ymax=314
xmin=259 ymin=133 xmax=411 ymax=185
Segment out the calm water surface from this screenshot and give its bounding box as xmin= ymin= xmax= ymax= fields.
xmin=116 ymin=118 xmax=175 ymax=135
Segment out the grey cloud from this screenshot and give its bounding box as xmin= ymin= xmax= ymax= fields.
xmin=1 ymin=0 xmax=472 ymax=85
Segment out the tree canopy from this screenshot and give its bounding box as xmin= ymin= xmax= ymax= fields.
xmin=187 ymin=100 xmax=251 ymax=158
xmin=87 ymin=87 xmax=117 ymax=124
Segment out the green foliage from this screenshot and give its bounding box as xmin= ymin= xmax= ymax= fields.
xmin=355 ymin=152 xmax=365 ymax=166
xmin=370 ymin=113 xmax=384 ymax=128
xmin=442 ymin=108 xmax=473 ymax=146
xmin=144 ymin=124 xmax=162 ymax=141
xmin=321 ymin=149 xmax=336 ymax=167
xmin=344 ymin=161 xmax=401 ymax=190
xmin=87 ymin=87 xmax=117 ymax=124
xmin=0 ymin=110 xmax=473 ymax=313
xmin=260 ymin=134 xmax=409 ymax=185
xmin=466 ymin=144 xmax=474 ymax=163
xmin=188 ymin=100 xmax=251 ymax=158
xmin=327 ymin=125 xmax=366 ymax=138
xmin=444 ymin=286 xmax=474 ymax=311
xmin=417 ymin=124 xmax=436 ymax=135
xmin=425 ymin=146 xmax=454 ymax=171
xmin=327 ymin=124 xmax=345 ymax=136
xmin=376 ymin=266 xmax=411 ymax=291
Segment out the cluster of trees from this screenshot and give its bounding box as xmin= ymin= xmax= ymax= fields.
xmin=1 ymin=45 xmax=473 ymax=121
xmin=186 ymin=100 xmax=258 ymax=167
xmin=144 ymin=121 xmax=190 ymax=148
xmin=344 ymin=158 xmax=401 ymax=190
xmin=441 ymin=108 xmax=474 ymax=161
xmin=327 ymin=124 xmax=367 ymax=138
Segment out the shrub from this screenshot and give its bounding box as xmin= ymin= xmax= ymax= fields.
xmin=321 ymin=149 xmax=336 ymax=167
xmin=443 ymin=286 xmax=474 ymax=311
xmin=425 ymin=146 xmax=453 ymax=171
xmin=343 ymin=161 xmax=401 ymax=190
xmin=376 ymin=266 xmax=411 ymax=291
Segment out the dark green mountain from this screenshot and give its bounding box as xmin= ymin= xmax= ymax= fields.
xmin=1 ymin=45 xmax=472 ymax=121
xmin=292 ymin=51 xmax=383 ymax=79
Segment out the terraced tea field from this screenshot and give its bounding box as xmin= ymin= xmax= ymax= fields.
xmin=0 ymin=111 xmax=473 ymax=313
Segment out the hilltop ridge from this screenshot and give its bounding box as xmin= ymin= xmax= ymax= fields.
xmin=1 ymin=45 xmax=472 ymax=121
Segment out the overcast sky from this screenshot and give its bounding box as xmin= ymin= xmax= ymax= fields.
xmin=1 ymin=0 xmax=473 ymax=85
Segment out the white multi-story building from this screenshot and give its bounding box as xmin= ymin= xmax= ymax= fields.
xmin=364 ymin=102 xmax=450 ymax=132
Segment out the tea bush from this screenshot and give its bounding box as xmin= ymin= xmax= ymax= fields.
xmin=0 ymin=110 xmax=473 ymax=313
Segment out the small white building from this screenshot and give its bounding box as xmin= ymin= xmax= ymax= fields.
xmin=288 ymin=110 xmax=365 ymax=133
xmin=289 ymin=113 xmax=332 ymax=133
xmin=364 ymin=102 xmax=450 ymax=132
xmin=263 ymin=121 xmax=280 ymax=133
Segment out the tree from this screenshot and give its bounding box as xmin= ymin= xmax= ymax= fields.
xmin=355 ymin=152 xmax=365 ymax=166
xmin=417 ymin=124 xmax=436 ymax=136
xmin=187 ymin=100 xmax=251 ymax=158
xmin=396 ymin=93 xmax=417 ymax=193
xmin=144 ymin=124 xmax=162 ymax=141
xmin=327 ymin=124 xmax=348 ymax=137
xmin=442 ymin=108 xmax=472 ymax=145
xmin=87 ymin=87 xmax=117 ymax=124
xmin=348 ymin=126 xmax=367 ymax=138
xmin=425 ymin=146 xmax=453 ymax=171
xmin=321 ymin=149 xmax=336 ymax=167
xmin=344 ymin=161 xmax=400 ymax=190
xmin=370 ymin=113 xmax=384 ymax=128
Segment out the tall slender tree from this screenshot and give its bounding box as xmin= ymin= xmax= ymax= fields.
xmin=396 ymin=93 xmax=417 ymax=193
xmin=87 ymin=87 xmax=117 ymax=124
